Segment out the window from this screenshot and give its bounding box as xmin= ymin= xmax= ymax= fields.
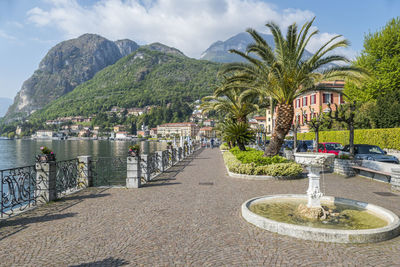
xmin=296 ymin=99 xmax=300 ymax=108
xmin=323 ymin=93 xmax=333 ymax=104
xmin=303 ymin=113 xmax=308 ymax=123
xmin=302 ymin=96 xmax=307 ymax=106
xmin=310 ymin=94 xmax=316 ymax=105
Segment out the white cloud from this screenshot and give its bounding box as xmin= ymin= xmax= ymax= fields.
xmin=0 ymin=30 xmax=16 ymax=40
xmin=26 ymin=0 xmax=354 ymax=59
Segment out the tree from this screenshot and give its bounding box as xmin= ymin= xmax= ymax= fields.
xmin=201 ymin=78 xmax=263 ymax=123
xmin=327 ymin=102 xmax=357 ymax=155
xmin=221 ymin=121 xmax=255 ymax=151
xmin=303 ymin=107 xmax=332 ymax=150
xmin=344 ymin=18 xmax=400 ymax=128
xmin=222 ymin=17 xmax=366 ymax=156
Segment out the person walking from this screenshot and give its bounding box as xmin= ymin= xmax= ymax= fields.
xmin=210 ymin=138 xmax=215 ymax=149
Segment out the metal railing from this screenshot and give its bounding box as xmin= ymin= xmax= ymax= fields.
xmin=56 ymin=159 xmax=79 ymax=197
xmin=0 ymin=165 xmax=36 ymax=218
xmin=91 ymin=157 xmax=126 ymax=186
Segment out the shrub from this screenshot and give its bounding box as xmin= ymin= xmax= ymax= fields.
xmin=223 ymin=151 xmax=303 ymax=177
xmin=229 ymin=147 xmax=288 ymax=166
xmin=220 ymin=143 xmax=229 ymax=150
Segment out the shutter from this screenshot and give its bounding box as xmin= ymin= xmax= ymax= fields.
xmin=322 ymin=94 xmax=326 ymax=103
xmin=330 ymin=93 xmax=333 ymax=103
xmin=306 ymin=96 xmax=308 ymax=106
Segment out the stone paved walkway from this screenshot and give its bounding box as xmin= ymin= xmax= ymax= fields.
xmin=1 ymin=148 xmax=400 ymax=266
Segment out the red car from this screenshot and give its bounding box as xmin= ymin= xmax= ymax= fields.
xmin=318 ymin=142 xmax=343 ymax=156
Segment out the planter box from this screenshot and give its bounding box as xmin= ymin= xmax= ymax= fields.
xmin=37 ymin=154 xmax=56 ymax=163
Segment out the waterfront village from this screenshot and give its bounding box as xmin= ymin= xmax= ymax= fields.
xmin=25 ymin=80 xmax=344 ymax=142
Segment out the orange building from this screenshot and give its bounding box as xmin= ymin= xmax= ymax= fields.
xmin=293 ymin=80 xmax=345 ymax=132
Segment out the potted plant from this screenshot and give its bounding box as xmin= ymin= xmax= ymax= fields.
xmin=37 ymin=146 xmax=56 ymax=162
xmin=128 ymin=144 xmax=140 ymax=157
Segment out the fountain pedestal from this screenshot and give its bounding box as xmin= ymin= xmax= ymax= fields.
xmin=294 ymin=152 xmax=335 ymax=219
xmin=306 ymin=165 xmax=324 ymax=208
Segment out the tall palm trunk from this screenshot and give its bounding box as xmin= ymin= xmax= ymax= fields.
xmin=264 ymin=103 xmax=294 ymax=156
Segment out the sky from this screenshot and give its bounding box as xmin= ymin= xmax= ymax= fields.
xmin=0 ymin=0 xmax=399 ymax=100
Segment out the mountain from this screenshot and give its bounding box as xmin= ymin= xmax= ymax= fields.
xmin=31 ymin=46 xmax=222 ymax=120
xmin=5 ymin=34 xmax=139 ymax=121
xmin=201 ymin=32 xmax=321 ymax=64
xmin=0 ymin=98 xmax=12 ymax=117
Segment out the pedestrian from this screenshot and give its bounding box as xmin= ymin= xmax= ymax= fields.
xmin=211 ymin=138 xmax=214 ymax=149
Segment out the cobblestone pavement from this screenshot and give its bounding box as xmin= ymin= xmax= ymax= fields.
xmin=1 ymin=148 xmax=400 ymax=267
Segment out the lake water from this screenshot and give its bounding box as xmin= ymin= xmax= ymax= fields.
xmin=0 ymin=139 xmax=166 ymax=170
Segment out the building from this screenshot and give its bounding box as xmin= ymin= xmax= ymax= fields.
xmin=113 ymin=125 xmax=126 ymax=133
xmin=34 ymin=130 xmax=55 ymax=139
xmin=150 ymin=128 xmax=158 ymax=137
xmin=199 ymin=127 xmax=216 ymax=138
xmin=70 ymin=124 xmax=83 ymax=132
xmin=203 ymin=119 xmax=215 ymax=127
xmin=157 ymin=122 xmax=199 ymax=137
xmin=253 ymin=116 xmax=266 ymax=130
xmin=115 ymin=131 xmax=129 ymax=139
xmin=127 ymin=108 xmax=146 ymax=116
xmin=293 ymin=80 xmax=345 ymax=132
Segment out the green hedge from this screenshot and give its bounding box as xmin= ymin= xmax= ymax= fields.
xmin=297 ymin=128 xmax=400 ymax=150
xmin=223 ymin=151 xmax=303 ymax=177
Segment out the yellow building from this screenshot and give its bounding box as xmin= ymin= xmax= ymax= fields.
xmin=157 ymin=122 xmax=199 ymax=137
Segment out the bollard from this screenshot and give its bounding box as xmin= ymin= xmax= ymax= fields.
xmin=35 ymin=161 xmax=57 ymax=204
xmin=127 ymin=156 xmax=141 ymax=188
xmin=77 ymin=156 xmax=92 ymax=188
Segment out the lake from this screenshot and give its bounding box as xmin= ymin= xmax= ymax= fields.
xmin=0 ymin=139 xmax=166 ymax=170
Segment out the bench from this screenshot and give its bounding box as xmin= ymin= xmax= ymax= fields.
xmin=352 ymin=166 xmax=392 ymax=182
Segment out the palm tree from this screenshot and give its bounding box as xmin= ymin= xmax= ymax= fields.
xmin=201 ymin=77 xmax=264 ymax=123
xmin=222 ymin=17 xmax=366 ymax=156
xmin=220 ymin=120 xmax=255 ymax=151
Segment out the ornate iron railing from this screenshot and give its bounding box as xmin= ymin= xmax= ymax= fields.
xmin=140 ymin=153 xmax=161 ymax=183
xmin=0 ymin=165 xmax=36 ymax=218
xmin=56 ymin=159 xmax=79 ymax=196
xmin=91 ymin=157 xmax=126 ymax=186
xmin=162 ymin=150 xmax=170 ymax=169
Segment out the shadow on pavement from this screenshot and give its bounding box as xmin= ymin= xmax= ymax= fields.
xmin=69 ymin=257 xmax=130 ymax=267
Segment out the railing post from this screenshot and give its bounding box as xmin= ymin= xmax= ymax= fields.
xmin=173 ymin=148 xmax=178 ymax=164
xmin=141 ymin=154 xmax=151 ymax=182
xmin=35 ymin=161 xmax=57 ymax=204
xmin=127 ymin=156 xmax=141 ymax=188
xmin=391 ymin=168 xmax=400 ymax=191
xmin=77 ymin=156 xmax=92 ymax=188
xmin=168 ymin=148 xmax=173 ymax=167
xmin=157 ymin=151 xmax=164 ymax=172
xmin=178 ymin=147 xmax=182 ymax=161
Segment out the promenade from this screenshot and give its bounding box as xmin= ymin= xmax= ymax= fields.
xmin=1 ymin=148 xmax=400 ymax=266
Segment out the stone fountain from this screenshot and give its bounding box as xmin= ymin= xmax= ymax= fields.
xmin=241 ymin=152 xmax=400 ymax=243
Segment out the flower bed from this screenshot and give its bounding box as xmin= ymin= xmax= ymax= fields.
xmin=223 ymin=150 xmax=303 ymax=178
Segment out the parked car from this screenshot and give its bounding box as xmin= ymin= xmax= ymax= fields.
xmin=318 ymin=142 xmax=343 ymax=156
xmin=295 ymin=140 xmax=314 ymax=152
xmin=341 ymin=144 xmax=399 ymax=164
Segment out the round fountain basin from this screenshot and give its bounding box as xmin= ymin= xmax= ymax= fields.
xmin=242 ymin=194 xmax=400 ymax=243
